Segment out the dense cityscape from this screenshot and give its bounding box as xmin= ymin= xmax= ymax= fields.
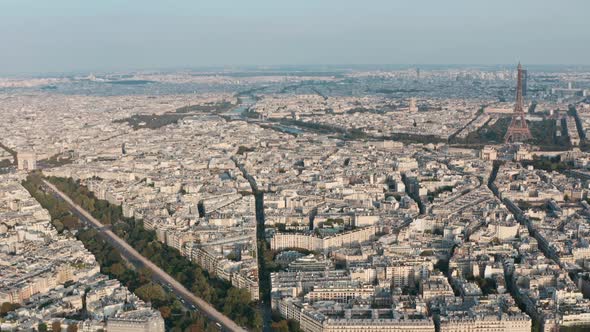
xmin=1 ymin=62 xmax=590 ymax=332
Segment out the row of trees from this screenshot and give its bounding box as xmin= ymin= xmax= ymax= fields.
xmin=78 ymin=228 xmax=214 ymax=331
xmin=44 ymin=176 xmax=263 ymax=330
xmin=0 ymin=141 xmax=17 ymax=160
xmin=48 ymin=176 xmax=124 ymax=225
xmin=23 ymin=174 xmax=215 ymax=331
xmin=21 ymin=173 xmax=80 ymax=233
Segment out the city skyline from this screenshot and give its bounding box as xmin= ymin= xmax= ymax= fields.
xmin=3 ymin=2 xmax=590 ymax=332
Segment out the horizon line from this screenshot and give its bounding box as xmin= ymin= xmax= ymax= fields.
xmin=2 ymin=63 xmax=590 ymax=78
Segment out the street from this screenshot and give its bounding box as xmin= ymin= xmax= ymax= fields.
xmin=42 ymin=179 xmax=247 ymax=332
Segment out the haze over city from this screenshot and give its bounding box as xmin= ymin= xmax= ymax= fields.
xmin=1 ymin=0 xmax=589 ymax=74
xmin=2 ymin=2 xmax=590 ymax=332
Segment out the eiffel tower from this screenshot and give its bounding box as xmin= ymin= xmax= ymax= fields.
xmin=504 ymin=63 xmax=532 ymax=143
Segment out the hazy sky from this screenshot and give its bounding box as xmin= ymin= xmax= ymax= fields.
xmin=0 ymin=0 xmax=588 ymax=74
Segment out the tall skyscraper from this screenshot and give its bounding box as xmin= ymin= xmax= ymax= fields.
xmin=504 ymin=63 xmax=533 ymax=143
